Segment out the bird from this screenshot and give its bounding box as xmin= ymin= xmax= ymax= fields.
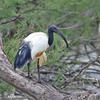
xmin=14 ymin=25 xmax=68 ymax=83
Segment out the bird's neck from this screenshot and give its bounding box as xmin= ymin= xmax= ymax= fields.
xmin=48 ymin=30 xmax=53 ymax=46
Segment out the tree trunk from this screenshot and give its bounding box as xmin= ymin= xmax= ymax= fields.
xmin=0 ymin=34 xmax=64 ymax=100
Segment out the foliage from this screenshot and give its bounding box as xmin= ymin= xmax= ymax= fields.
xmin=0 ymin=80 xmax=14 ymax=94
xmin=0 ymin=0 xmax=100 ymax=94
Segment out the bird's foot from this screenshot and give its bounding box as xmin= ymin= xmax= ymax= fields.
xmin=37 ymin=79 xmax=41 ymax=83
xmin=25 ymin=74 xmax=32 ymax=79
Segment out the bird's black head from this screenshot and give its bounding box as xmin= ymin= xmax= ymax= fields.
xmin=48 ymin=25 xmax=58 ymax=33
xmin=48 ymin=25 xmax=69 ymax=48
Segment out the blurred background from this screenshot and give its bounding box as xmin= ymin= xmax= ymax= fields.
xmin=0 ymin=0 xmax=100 ymax=99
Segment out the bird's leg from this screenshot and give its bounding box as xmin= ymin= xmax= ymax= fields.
xmin=37 ymin=58 xmax=41 ymax=83
xmin=27 ymin=63 xmax=32 ymax=79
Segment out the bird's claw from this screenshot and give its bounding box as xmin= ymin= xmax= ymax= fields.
xmin=25 ymin=75 xmax=32 ymax=79
xmin=37 ymin=80 xmax=41 ymax=83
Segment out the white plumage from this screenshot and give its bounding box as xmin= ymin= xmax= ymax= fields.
xmin=24 ymin=32 xmax=49 ymax=60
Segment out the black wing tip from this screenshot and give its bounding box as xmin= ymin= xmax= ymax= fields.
xmin=14 ymin=63 xmax=24 ymax=70
xmin=14 ymin=42 xmax=31 ymax=70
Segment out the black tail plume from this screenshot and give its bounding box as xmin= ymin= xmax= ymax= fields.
xmin=14 ymin=42 xmax=31 ymax=69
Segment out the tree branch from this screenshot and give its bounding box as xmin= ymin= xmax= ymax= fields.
xmin=0 ymin=15 xmax=24 ymax=25
xmin=0 ymin=34 xmax=64 ymax=100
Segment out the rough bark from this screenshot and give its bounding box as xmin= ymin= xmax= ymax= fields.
xmin=0 ymin=34 xmax=64 ymax=100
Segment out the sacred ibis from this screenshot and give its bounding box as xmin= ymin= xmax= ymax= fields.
xmin=14 ymin=25 xmax=68 ymax=83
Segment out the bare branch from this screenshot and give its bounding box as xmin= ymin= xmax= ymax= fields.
xmin=0 ymin=15 xmax=24 ymax=25
xmin=0 ymin=36 xmax=64 ymax=100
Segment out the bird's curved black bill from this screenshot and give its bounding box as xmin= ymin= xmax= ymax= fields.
xmin=55 ymin=30 xmax=69 ymax=48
